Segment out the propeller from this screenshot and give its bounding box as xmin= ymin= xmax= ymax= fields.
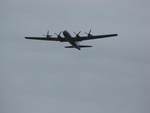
xmin=85 ymin=29 xmax=92 ymax=37
xmin=54 ymin=32 xmax=62 ymax=39
xmin=43 ymin=30 xmax=52 ymax=38
xmin=73 ymin=31 xmax=81 ymax=38
xmin=47 ymin=30 xmax=49 ymax=36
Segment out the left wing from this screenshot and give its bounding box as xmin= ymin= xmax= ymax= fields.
xmin=75 ymin=34 xmax=118 ymax=41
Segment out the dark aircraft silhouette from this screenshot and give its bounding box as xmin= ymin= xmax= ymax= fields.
xmin=25 ymin=30 xmax=118 ymax=50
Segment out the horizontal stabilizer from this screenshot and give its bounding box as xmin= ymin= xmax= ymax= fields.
xmin=65 ymin=45 xmax=93 ymax=48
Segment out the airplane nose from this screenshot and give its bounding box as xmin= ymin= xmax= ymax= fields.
xmin=63 ymin=30 xmax=68 ymax=36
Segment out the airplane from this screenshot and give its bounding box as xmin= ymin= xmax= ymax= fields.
xmin=25 ymin=29 xmax=118 ymax=50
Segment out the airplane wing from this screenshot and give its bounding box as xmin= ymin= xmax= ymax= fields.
xmin=25 ymin=37 xmax=66 ymax=42
xmin=75 ymin=34 xmax=118 ymax=41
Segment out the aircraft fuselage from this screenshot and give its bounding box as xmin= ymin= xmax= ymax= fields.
xmin=63 ymin=30 xmax=80 ymax=50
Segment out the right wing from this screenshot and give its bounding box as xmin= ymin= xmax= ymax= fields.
xmin=25 ymin=37 xmax=66 ymax=42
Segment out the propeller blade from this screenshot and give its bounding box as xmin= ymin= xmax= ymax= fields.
xmin=59 ymin=32 xmax=62 ymax=36
xmin=54 ymin=32 xmax=62 ymax=36
xmin=54 ymin=32 xmax=62 ymax=39
xmin=47 ymin=30 xmax=49 ymax=36
xmin=77 ymin=31 xmax=81 ymax=35
xmin=89 ymin=29 xmax=91 ymax=34
xmin=73 ymin=31 xmax=81 ymax=37
xmin=43 ymin=30 xmax=48 ymax=36
xmin=73 ymin=32 xmax=76 ymax=35
xmin=85 ymin=29 xmax=92 ymax=36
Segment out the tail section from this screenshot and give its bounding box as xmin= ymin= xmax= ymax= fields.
xmin=65 ymin=45 xmax=93 ymax=48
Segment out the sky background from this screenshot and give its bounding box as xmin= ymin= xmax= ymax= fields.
xmin=0 ymin=0 xmax=150 ymax=113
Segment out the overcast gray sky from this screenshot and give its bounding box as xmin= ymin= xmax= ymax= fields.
xmin=0 ymin=0 xmax=150 ymax=113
